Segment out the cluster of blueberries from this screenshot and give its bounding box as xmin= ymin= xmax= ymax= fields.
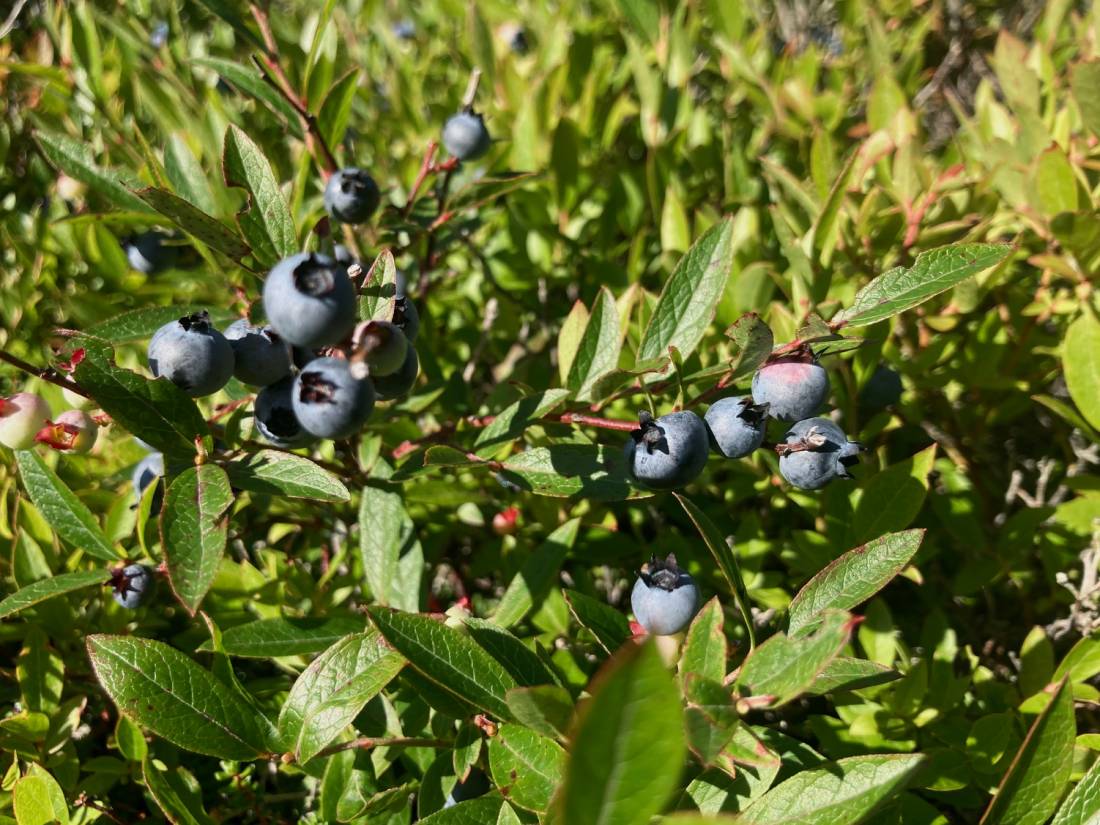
xmin=107 ymin=103 xmax=496 ymax=609
xmin=624 ymin=347 xmax=862 ymax=493
xmin=625 ymin=348 xmax=872 ymax=636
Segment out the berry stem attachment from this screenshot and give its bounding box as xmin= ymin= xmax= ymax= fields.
xmin=461 ymin=67 xmax=482 ymax=109
xmin=0 ymin=349 xmax=92 ymax=398
xmin=774 ymin=431 xmax=829 ymax=456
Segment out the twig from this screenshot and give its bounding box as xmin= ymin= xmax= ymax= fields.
xmin=0 ymin=0 xmax=30 ymax=39
xmin=0 ymin=350 xmax=91 ymax=398
xmin=248 ymin=4 xmax=338 ymax=174
xmin=403 ymin=142 xmax=440 ymax=217
xmin=307 ymin=736 xmax=450 ymax=761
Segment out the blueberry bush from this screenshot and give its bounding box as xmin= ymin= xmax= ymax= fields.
xmin=1 ymin=1 xmax=1099 ymax=823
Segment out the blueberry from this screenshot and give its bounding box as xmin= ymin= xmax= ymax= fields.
xmin=0 ymin=393 xmax=51 ymax=450
xmin=499 ymin=23 xmax=529 ymax=54
xmin=111 ymin=563 xmax=154 ymax=610
xmin=262 ymin=252 xmax=357 ymax=349
xmin=392 ymin=19 xmax=416 ymax=39
xmin=132 ymin=452 xmax=164 ymax=495
xmin=751 ymin=352 xmax=829 ymax=422
xmin=35 ymin=409 xmax=98 ymax=453
xmin=149 ymin=21 xmax=169 ymax=49
xmin=224 ymin=320 xmax=292 ymax=387
xmin=359 ymin=320 xmax=408 ymax=376
xmin=292 ymin=346 xmax=321 ymax=369
xmin=442 ymin=111 xmax=491 ymax=161
xmin=859 ymin=365 xmax=903 ymax=410
xmin=393 ymin=295 xmax=420 ymax=343
xmin=147 ymin=311 xmax=235 ymax=397
xmin=372 ymin=345 xmax=419 ymax=400
xmin=444 ymin=768 xmax=490 ymax=809
xmin=124 ymin=230 xmax=178 ymax=275
xmin=291 ymin=357 xmax=375 ymax=439
xmin=323 ymin=168 xmax=381 ymax=225
xmin=254 ymin=377 xmax=314 ymax=448
xmin=624 ymin=410 xmax=709 ymax=490
xmin=631 ymin=554 xmax=699 ymax=636
xmin=778 ymin=417 xmax=862 ymax=490
xmin=704 ymin=396 xmax=768 ymax=459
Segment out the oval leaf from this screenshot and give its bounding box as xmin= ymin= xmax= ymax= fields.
xmin=732 ymin=753 xmax=925 ymax=824
xmin=1064 ymin=313 xmax=1100 ymax=432
xmin=162 ymin=464 xmax=234 ymax=614
xmin=222 ymin=124 xmax=296 ymax=267
xmin=493 ymin=518 xmax=581 ymax=629
xmin=555 ymin=641 xmax=686 ymax=825
xmin=738 ymin=610 xmax=854 ymax=706
xmin=638 ymin=218 xmax=735 ymax=368
xmin=488 ymin=724 xmax=566 ymax=813
xmin=224 ymin=450 xmax=350 ymax=502
xmin=1050 ymin=756 xmax=1100 ymax=825
xmin=568 ymin=287 xmax=623 ymax=401
xmin=788 ymin=530 xmax=925 ymax=634
xmin=0 ymin=569 xmax=113 ymax=620
xmin=499 ymin=445 xmax=649 ymax=501
xmin=196 ymin=615 xmax=366 ymax=658
xmin=135 ymin=186 xmax=251 ymax=261
xmin=86 ymin=635 xmax=268 ymax=760
xmin=15 ymin=451 xmax=121 ymax=562
xmin=368 ymin=607 xmax=518 ymax=721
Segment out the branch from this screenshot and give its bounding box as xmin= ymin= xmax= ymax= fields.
xmin=0 ymin=350 xmax=91 ymax=398
xmin=306 ymin=736 xmax=450 ymax=762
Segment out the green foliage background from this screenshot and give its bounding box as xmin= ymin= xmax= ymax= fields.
xmin=1 ymin=0 xmax=1099 ymax=823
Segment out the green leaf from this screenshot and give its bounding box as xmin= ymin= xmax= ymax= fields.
xmin=806 ymin=657 xmax=902 ymax=695
xmin=224 ymin=450 xmax=350 ymax=501
xmin=488 ymin=724 xmax=566 ymax=813
xmin=850 ymin=447 xmax=936 ymax=546
xmin=419 ymin=798 xmax=505 ymax=824
xmin=135 ymin=187 xmax=252 ymax=261
xmin=196 ymin=616 xmax=365 ymax=657
xmin=981 ymin=679 xmax=1075 ymax=825
xmin=1050 ymin=757 xmax=1100 ymax=825
xmin=368 ymin=607 xmax=518 ymax=721
xmin=731 ymin=754 xmax=925 ymax=824
xmin=359 ymin=484 xmax=405 ymax=607
xmin=14 ymin=451 xmax=121 ymax=562
xmin=726 ymin=313 xmax=774 ymax=382
xmin=86 ymin=305 xmax=238 ymax=343
xmin=318 ymin=69 xmax=359 ymax=149
xmin=193 ymin=57 xmax=303 ymax=136
xmin=17 ymin=627 xmax=63 ymax=714
xmin=278 ymin=630 xmax=406 ymax=763
xmin=558 ymin=301 xmax=590 ymax=385
xmin=1064 ymin=313 xmax=1100 ymax=432
xmin=165 ymin=133 xmax=218 ymax=215
xmin=683 ymin=676 xmax=740 ymax=769
xmin=499 ymin=445 xmax=649 ymax=501
xmin=474 ymin=389 xmax=572 ymax=457
xmin=86 ymin=635 xmax=268 ymax=760
xmin=358 ymin=249 xmax=399 ymax=322
xmin=788 ymin=530 xmax=925 ymax=634
xmin=836 ymin=244 xmax=1013 ymax=328
xmin=675 ymin=494 xmax=755 ymax=649
xmin=1070 ymin=60 xmax=1100 ymax=138
xmin=615 ymin=0 xmax=660 ymax=43
xmin=505 ymin=686 xmax=574 ymax=739
xmin=12 ymin=764 xmax=69 ymax=825
xmin=465 ymin=619 xmax=560 ymax=687
xmin=35 ymin=128 xmax=151 ymax=213
xmin=73 ymin=341 xmax=207 ymax=459
xmin=493 ymin=519 xmax=580 ymax=628
xmin=143 ymin=758 xmax=215 ymax=825
xmin=678 ymin=598 xmax=728 ymax=686
xmin=567 ymin=287 xmax=623 ymax=401
xmin=555 ymin=642 xmax=686 ymax=825
xmin=0 ymin=569 xmax=113 ymax=620
xmin=563 ymin=589 xmax=631 ymax=655
xmin=737 ymin=610 xmax=853 ymax=706
xmin=810 ymin=146 xmax=858 ymax=261
xmin=1035 ymin=146 xmax=1079 ymax=217
xmin=222 ymin=124 xmax=296 ymax=268
xmin=1053 ymin=636 xmax=1100 ymax=684
xmin=161 ymin=465 xmax=234 ymax=614
xmin=638 ymin=218 xmax=735 ymax=368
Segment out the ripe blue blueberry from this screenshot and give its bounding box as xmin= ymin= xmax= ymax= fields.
xmin=254 ymin=377 xmax=314 ymax=448
xmin=444 ymin=768 xmax=490 ymax=809
xmin=392 ymin=19 xmax=416 ymax=39
xmin=124 ymin=230 xmax=177 ymax=274
xmin=372 ymin=345 xmax=419 ymax=400
xmin=393 ymin=294 xmax=420 ymax=343
xmin=442 ymin=111 xmax=491 ymax=161
xmin=147 ymin=311 xmax=235 ymax=397
xmin=624 ymin=410 xmax=709 ymax=490
xmin=859 ymin=365 xmax=903 ymax=410
xmin=149 ymin=21 xmax=169 ymax=49
xmin=323 ymin=168 xmax=381 ymax=225
xmin=778 ymin=417 xmax=862 ymax=490
xmin=704 ymin=396 xmax=768 ymax=459
xmin=291 ymin=357 xmax=375 ymax=439
xmin=0 ymin=393 xmax=51 ymax=450
xmin=262 ymin=252 xmax=357 ymax=349
xmin=224 ymin=319 xmax=292 ymax=387
xmin=751 ymin=351 xmax=829 ymax=422
xmin=631 ymin=554 xmax=699 ymax=636
xmin=359 ymin=320 xmax=408 ymax=376
xmin=111 ymin=563 xmax=154 ymax=610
